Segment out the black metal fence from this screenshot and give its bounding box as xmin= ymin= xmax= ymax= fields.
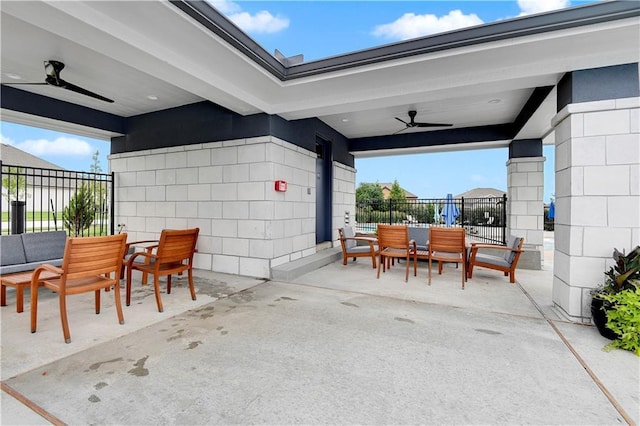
xmin=0 ymin=161 xmax=114 ymax=236
xmin=355 ymin=195 xmax=507 ymax=245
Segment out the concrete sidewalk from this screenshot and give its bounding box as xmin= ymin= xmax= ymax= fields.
xmin=1 ymin=260 xmax=638 ymax=425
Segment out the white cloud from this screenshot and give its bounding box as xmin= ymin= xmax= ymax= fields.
xmin=228 ymin=10 xmax=289 ymax=34
xmin=518 ymin=0 xmax=570 ymax=16
xmin=1 ymin=134 xmax=15 ymax=146
xmin=205 ymin=0 xmax=241 ymax=14
xmin=15 ymin=137 xmax=93 ymax=157
xmin=372 ymin=10 xmax=484 ymax=41
xmin=206 ymin=0 xmax=289 ymax=34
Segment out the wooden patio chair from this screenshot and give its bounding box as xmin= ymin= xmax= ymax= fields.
xmin=467 ymin=236 xmax=524 ymax=284
xmin=428 ymin=227 xmax=466 ymax=289
xmin=338 ymin=226 xmax=379 ymax=268
xmin=376 ymin=224 xmax=417 ymax=282
xmin=125 ymin=228 xmax=199 ymax=312
xmin=30 ymin=234 xmax=128 ymax=343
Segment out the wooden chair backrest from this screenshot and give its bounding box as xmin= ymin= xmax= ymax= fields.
xmin=62 ymin=234 xmax=127 ymax=280
xmin=377 ymin=225 xmax=409 ymax=250
xmin=429 ymin=227 xmax=465 ymax=253
xmin=156 ymin=228 xmax=199 ymax=264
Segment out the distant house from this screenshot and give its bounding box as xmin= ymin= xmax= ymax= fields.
xmin=0 ymin=143 xmax=65 ymax=170
xmin=1 ymin=143 xmax=71 ymax=213
xmin=456 ymin=187 xmax=506 ymax=199
xmin=377 ymin=183 xmax=418 ymax=201
xmin=456 ymin=187 xmax=506 ymax=226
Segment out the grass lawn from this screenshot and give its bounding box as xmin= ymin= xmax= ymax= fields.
xmin=0 ymin=211 xmax=59 ymax=221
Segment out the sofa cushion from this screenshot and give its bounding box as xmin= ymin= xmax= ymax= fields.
xmin=21 ymin=231 xmax=67 ymax=263
xmin=346 ymin=245 xmax=376 ymax=255
xmin=0 ymin=259 xmax=64 ymax=275
xmin=0 ymin=235 xmax=26 ymax=267
xmin=408 ymin=227 xmax=429 ymax=251
xmin=476 ymin=253 xmax=511 ymax=268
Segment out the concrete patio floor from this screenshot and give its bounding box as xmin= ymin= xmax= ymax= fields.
xmin=1 ymin=252 xmax=638 ymax=425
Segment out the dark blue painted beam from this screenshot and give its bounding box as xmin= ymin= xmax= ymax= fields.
xmin=0 ymin=85 xmax=126 ymax=134
xmin=349 ymin=124 xmax=514 ymax=152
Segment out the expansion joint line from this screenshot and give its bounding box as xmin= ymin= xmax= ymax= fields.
xmin=515 ymin=281 xmax=635 ymax=426
xmin=1 ymin=381 xmax=66 ymax=426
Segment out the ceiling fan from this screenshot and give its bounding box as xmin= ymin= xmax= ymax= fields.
xmin=394 ymin=110 xmax=452 ymax=134
xmin=4 ymin=60 xmax=114 ymax=103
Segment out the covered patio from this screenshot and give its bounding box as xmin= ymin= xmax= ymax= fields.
xmin=2 ymin=1 xmax=638 ymax=326
xmin=2 ymin=250 xmax=637 ymax=424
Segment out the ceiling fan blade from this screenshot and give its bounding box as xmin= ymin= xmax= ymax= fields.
xmin=58 ymin=79 xmax=114 ymax=103
xmin=2 ymin=82 xmax=48 ymax=85
xmin=392 ymin=127 xmax=409 ymax=135
xmin=395 ymin=117 xmax=409 ymax=125
xmin=415 ymin=122 xmax=453 ymax=128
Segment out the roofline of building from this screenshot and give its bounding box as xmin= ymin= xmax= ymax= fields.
xmin=171 ymin=1 xmax=640 ymax=81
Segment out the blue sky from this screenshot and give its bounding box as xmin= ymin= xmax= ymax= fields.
xmin=1 ymin=0 xmax=597 ymax=201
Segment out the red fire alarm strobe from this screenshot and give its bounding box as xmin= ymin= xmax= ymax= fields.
xmin=275 ymin=180 xmax=288 ymax=192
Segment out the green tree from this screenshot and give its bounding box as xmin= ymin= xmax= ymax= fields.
xmin=88 ymin=149 xmax=108 ymax=234
xmin=1 ymin=166 xmax=28 ymax=202
xmin=389 ymin=180 xmax=405 ymax=202
xmin=356 ymin=182 xmax=384 ymax=205
xmin=89 ymin=149 xmax=102 ymax=173
xmin=63 ymin=185 xmax=96 ymax=236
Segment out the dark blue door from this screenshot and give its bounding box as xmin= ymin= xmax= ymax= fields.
xmin=315 ymin=137 xmax=332 ymax=244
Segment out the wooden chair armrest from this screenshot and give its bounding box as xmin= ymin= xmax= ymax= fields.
xmin=127 ymin=251 xmax=158 ymax=266
xmin=35 ymin=264 xmax=64 ymax=275
xmin=31 ymin=264 xmax=63 ymax=285
xmin=342 ymin=236 xmax=377 ymax=251
xmin=470 ymin=244 xmax=522 ymax=253
xmin=125 ymin=239 xmax=159 ymax=249
xmin=126 ymin=239 xmax=159 ymax=246
xmin=342 ymin=236 xmax=377 ymax=243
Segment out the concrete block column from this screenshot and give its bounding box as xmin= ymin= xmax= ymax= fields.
xmin=551 ymin=97 xmax=640 ymax=322
xmin=332 ymin=162 xmax=356 ymax=245
xmin=506 ymin=156 xmax=545 ymax=269
xmin=110 ymin=136 xmax=317 ymax=280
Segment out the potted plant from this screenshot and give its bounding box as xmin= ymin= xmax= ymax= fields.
xmin=591 ymin=246 xmax=640 ymax=340
xmin=598 ymin=281 xmax=640 ymax=356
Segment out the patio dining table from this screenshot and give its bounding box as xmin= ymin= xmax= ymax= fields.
xmin=1 ymin=269 xmax=60 ymax=313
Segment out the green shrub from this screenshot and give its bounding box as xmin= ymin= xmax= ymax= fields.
xmin=63 ymin=185 xmax=96 ymax=236
xmin=600 ymin=281 xmax=640 ymax=356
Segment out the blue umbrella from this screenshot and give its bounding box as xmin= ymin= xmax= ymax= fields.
xmin=548 ymin=201 xmax=555 ymax=220
xmin=441 ymin=193 xmax=459 ymax=227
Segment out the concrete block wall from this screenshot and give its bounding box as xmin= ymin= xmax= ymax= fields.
xmin=551 ymin=97 xmax=640 ymax=322
xmin=332 ymin=162 xmax=357 ymax=244
xmin=506 ymin=156 xmax=545 ymax=268
xmin=110 ymin=136 xmax=317 ymax=279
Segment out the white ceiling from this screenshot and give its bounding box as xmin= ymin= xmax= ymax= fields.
xmin=1 ymin=1 xmax=638 ymax=156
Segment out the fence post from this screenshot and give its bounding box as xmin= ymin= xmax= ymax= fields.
xmin=110 ymin=172 xmax=115 ymax=235
xmin=0 ymin=160 xmax=3 ymax=235
xmin=502 ymin=193 xmax=507 ymax=244
xmin=461 ymin=197 xmax=465 ymax=228
xmin=388 ymin=199 xmax=393 ymax=225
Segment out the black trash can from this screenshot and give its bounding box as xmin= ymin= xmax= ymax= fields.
xmin=10 ymin=200 xmax=25 ymax=234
